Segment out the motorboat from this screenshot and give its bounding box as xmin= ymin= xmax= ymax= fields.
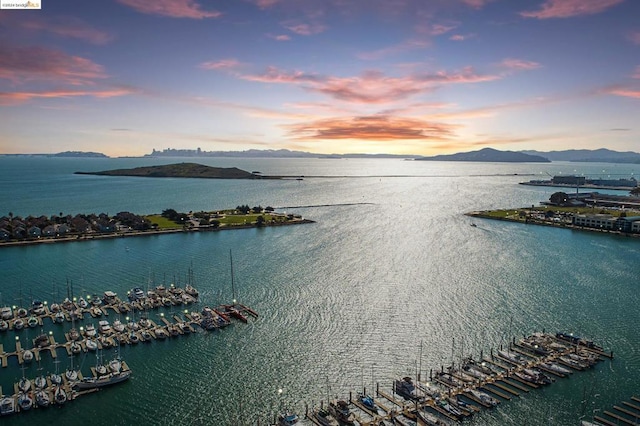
xmin=98 ymin=320 xmax=112 ymax=335
xmin=91 ymin=306 xmax=103 ymax=317
xmin=68 ymin=327 xmax=80 ymax=341
xmin=314 ymin=407 xmax=339 ymax=426
xmin=0 ymin=306 xmax=12 ymax=320
xmin=154 ymin=328 xmax=168 ymax=339
xmin=141 ymin=330 xmax=152 ymax=341
xmin=328 ymin=400 xmax=356 ymax=425
xmin=34 ymin=333 xmax=49 ymax=348
xmin=468 ymin=389 xmax=499 ymax=407
xmin=357 ymin=393 xmax=379 ymax=414
xmin=54 ymin=311 xmax=65 ymax=323
xmin=23 ymin=349 xmax=34 ymax=363
xmin=73 ymin=370 xmax=131 ymax=390
xmin=541 ymin=362 xmax=572 ymax=375
xmin=78 ymin=297 xmax=89 ymax=309
xmin=185 ymin=284 xmax=199 ymax=299
xmin=31 ymin=300 xmax=45 ymax=315
xmin=277 ymin=412 xmax=299 ymax=426
xmin=112 ymin=318 xmax=125 ymax=333
xmin=129 ymin=331 xmax=140 ymax=344
xmin=13 ymin=318 xmax=24 ymax=330
xmin=128 ymin=287 xmax=145 ymax=301
xmin=49 ymin=303 xmax=60 ymax=313
xmin=102 ymin=291 xmax=117 ymax=305
xmin=70 ymin=342 xmax=82 ymax=354
xmin=85 ymin=323 xmax=97 ymax=338
xmin=394 ymin=377 xmax=426 ymax=401
xmin=16 ymin=307 xmax=28 ymax=317
xmin=65 ymin=368 xmax=78 ymax=382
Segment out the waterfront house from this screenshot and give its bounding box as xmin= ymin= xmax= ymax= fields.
xmin=0 ymin=228 xmax=9 ymax=240
xmin=27 ymin=226 xmax=42 ymax=238
xmin=12 ymin=226 xmax=26 ymax=239
xmin=615 ymin=216 xmax=640 ymax=233
xmin=57 ymin=224 xmax=70 ymax=234
xmin=42 ymin=225 xmax=56 ymax=237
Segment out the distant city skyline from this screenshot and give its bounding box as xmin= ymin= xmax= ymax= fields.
xmin=0 ymin=0 xmax=639 ymax=157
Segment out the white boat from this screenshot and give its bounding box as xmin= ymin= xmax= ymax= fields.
xmin=98 ymin=320 xmax=112 ymax=334
xmin=469 ymin=389 xmax=499 ymax=406
xmin=31 ymin=300 xmax=45 ymax=315
xmin=17 ymin=393 xmax=33 ymax=411
xmin=109 ymin=357 xmax=122 ymax=373
xmin=394 ymin=376 xmax=426 ymax=401
xmin=0 ymin=320 xmax=8 ymax=332
xmin=23 ymin=349 xmax=34 ymax=363
xmin=13 ymin=318 xmax=24 ymax=330
xmin=50 ymin=372 xmax=62 ymax=385
xmin=34 ymin=375 xmax=47 ymax=389
xmin=154 ymin=328 xmax=168 ymax=339
xmin=73 ymin=370 xmax=131 ymax=390
xmin=314 ymin=407 xmax=339 ymax=426
xmin=78 ymin=297 xmax=89 ymax=309
xmin=35 ymin=390 xmax=50 ymax=407
xmin=112 ymin=318 xmax=125 ymax=333
xmin=85 ymin=323 xmax=97 ymax=337
xmin=278 ymin=412 xmax=299 ymax=426
xmin=54 ymin=311 xmax=65 ymax=323
xmin=18 ymin=377 xmax=31 ymax=392
xmin=53 ymin=386 xmax=67 ymax=405
xmin=27 ymin=316 xmax=39 ymax=328
xmin=85 ymin=339 xmax=98 ymax=351
xmin=0 ymin=395 xmax=15 ymax=416
xmin=65 ymin=368 xmax=78 ymax=382
xmin=70 ymin=342 xmax=82 ymax=354
xmin=0 ymin=306 xmax=12 ymax=320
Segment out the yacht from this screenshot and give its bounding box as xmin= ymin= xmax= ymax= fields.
xmin=112 ymin=318 xmax=125 ymax=333
xmin=128 ymin=287 xmax=145 ymax=301
xmin=0 ymin=306 xmax=12 ymax=320
xmin=31 ymin=300 xmax=45 ymax=315
xmin=73 ymin=369 xmax=131 ymax=390
xmin=54 ymin=311 xmax=65 ymax=323
xmin=98 ymin=320 xmax=112 ymax=335
xmin=17 ymin=392 xmax=33 ymax=411
xmin=85 ymin=339 xmax=98 ymax=351
xmin=85 ymin=323 xmax=97 ymax=337
xmin=277 ymin=412 xmax=299 ymax=426
xmin=328 ymin=400 xmax=356 ymax=425
xmin=23 ymin=349 xmax=34 ymax=363
xmin=34 ymin=375 xmax=47 ymax=389
xmin=27 ymin=315 xmax=39 ymax=328
xmin=53 ymin=386 xmax=67 ymax=405
xmin=314 ymin=407 xmax=339 ymax=426
xmin=13 ymin=318 xmax=24 ymax=330
xmin=394 ymin=377 xmax=426 ymax=401
xmin=35 ymin=390 xmax=50 ymax=407
xmin=18 ymin=377 xmax=31 ymax=392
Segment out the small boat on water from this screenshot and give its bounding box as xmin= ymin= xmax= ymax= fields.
xmin=357 ymin=393 xmax=379 ymax=414
xmin=70 ymin=342 xmax=82 ymax=354
xmin=0 ymin=320 xmax=8 ymax=332
xmin=78 ymin=297 xmax=89 ymax=309
xmin=112 ymin=318 xmax=125 ymax=333
xmin=468 ymin=389 xmax=499 ymax=407
xmin=31 ymin=300 xmax=45 ymax=315
xmin=185 ymin=284 xmax=199 ymax=299
xmin=98 ymin=320 xmax=112 ymax=335
xmin=54 ymin=311 xmax=65 ymax=323
xmin=16 ymin=307 xmax=28 ymax=317
xmin=34 ymin=333 xmax=49 ymax=348
xmin=277 ymin=412 xmax=299 ymax=426
xmin=17 ymin=392 xmax=33 ymax=411
xmin=23 ymin=349 xmax=34 ymax=363
xmin=34 ymin=375 xmax=47 ymax=389
xmin=35 ymin=390 xmax=50 ymax=407
xmin=27 ymin=315 xmax=39 ymax=328
xmin=73 ymin=369 xmax=131 ymax=390
xmin=18 ymin=377 xmax=31 ymax=392
xmin=102 ymin=291 xmax=118 ymax=305
xmin=328 ymin=400 xmax=356 ymax=425
xmin=0 ymin=306 xmax=12 ymax=320
xmin=85 ymin=323 xmax=97 ymax=337
xmin=128 ymin=287 xmax=145 ymax=301
xmin=0 ymin=395 xmax=15 ymax=416
xmin=68 ymin=327 xmax=80 ymax=341
xmin=13 ymin=318 xmax=24 ymax=330
xmin=65 ymin=368 xmax=78 ymax=382
xmin=85 ymin=338 xmax=98 ymax=351
xmin=394 ymin=377 xmax=426 ymax=401
xmin=53 ymin=386 xmax=67 ymax=405
xmin=314 ymin=407 xmax=339 ymax=426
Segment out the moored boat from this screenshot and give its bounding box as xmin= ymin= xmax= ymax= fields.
xmin=0 ymin=395 xmax=15 ymax=416
xmin=394 ymin=377 xmax=426 ymax=401
xmin=17 ymin=392 xmax=33 ymax=411
xmin=73 ymin=370 xmax=131 ymax=390
xmin=53 ymin=386 xmax=67 ymax=405
xmin=328 ymin=400 xmax=356 ymax=425
xmin=314 ymin=407 xmax=339 ymax=426
xmin=35 ymin=390 xmax=50 ymax=407
xmin=277 ymin=412 xmax=299 ymax=426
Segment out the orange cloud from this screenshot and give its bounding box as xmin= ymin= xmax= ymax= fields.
xmin=0 ymin=88 xmax=135 ymax=105
xmin=20 ymin=16 xmax=113 ymax=44
xmin=0 ymin=45 xmax=106 ymax=85
xmin=117 ymin=0 xmax=221 ymax=19
xmin=500 ymin=58 xmax=542 ymax=70
xmin=520 ymin=0 xmax=623 ymax=19
xmin=199 ymin=59 xmax=242 ymax=70
xmin=242 ymin=67 xmax=500 ymax=103
xmin=286 ymin=115 xmax=457 ymax=141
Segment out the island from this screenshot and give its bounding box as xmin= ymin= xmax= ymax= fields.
xmin=0 ymin=205 xmax=313 ymax=247
xmin=75 ymin=163 xmax=269 ymax=179
xmin=415 ymin=147 xmax=550 ymax=163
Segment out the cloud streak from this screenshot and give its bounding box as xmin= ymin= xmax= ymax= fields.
xmin=20 ymin=16 xmax=113 ymax=44
xmin=520 ymin=0 xmax=623 ymax=19
xmin=0 ymin=45 xmax=106 ymax=85
xmin=286 ymin=115 xmax=457 ymax=141
xmin=500 ymin=58 xmax=542 ymax=70
xmin=117 ymin=0 xmax=221 ymax=19
xmin=0 ymin=88 xmax=135 ymax=106
xmin=242 ymin=67 xmax=500 ymax=103
xmin=199 ymin=59 xmax=242 ymax=70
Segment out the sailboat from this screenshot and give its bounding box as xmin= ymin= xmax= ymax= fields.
xmin=223 ymin=250 xmax=248 ymax=322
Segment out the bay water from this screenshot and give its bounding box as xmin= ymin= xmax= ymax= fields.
xmin=1 ymin=156 xmax=639 ymax=425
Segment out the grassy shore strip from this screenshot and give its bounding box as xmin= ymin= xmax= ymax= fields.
xmin=466 ymin=206 xmax=640 ymax=238
xmin=0 ymin=217 xmax=314 ymax=248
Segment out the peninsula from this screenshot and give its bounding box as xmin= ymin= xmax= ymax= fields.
xmin=75 ymin=163 xmax=267 ymax=179
xmin=415 ymin=147 xmax=550 ymax=163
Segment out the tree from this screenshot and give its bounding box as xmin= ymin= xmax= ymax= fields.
xmin=549 ymin=192 xmax=568 ymax=206
xmin=256 ymin=216 xmax=265 ymax=227
xmin=631 ymin=187 xmax=640 ymax=196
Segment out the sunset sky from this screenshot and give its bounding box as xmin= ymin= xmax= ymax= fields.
xmin=1 ymin=0 xmax=639 ymax=157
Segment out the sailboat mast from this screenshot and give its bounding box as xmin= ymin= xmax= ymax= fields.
xmin=230 ymin=249 xmax=236 ymax=303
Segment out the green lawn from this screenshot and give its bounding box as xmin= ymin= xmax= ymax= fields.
xmin=145 ymin=215 xmax=181 ymax=229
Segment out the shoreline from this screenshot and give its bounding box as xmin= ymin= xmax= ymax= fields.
xmin=0 ymin=218 xmax=315 ymax=248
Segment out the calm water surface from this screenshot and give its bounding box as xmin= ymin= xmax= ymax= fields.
xmin=0 ymin=157 xmax=639 ymax=425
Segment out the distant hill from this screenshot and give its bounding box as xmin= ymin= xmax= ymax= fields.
xmin=522 ymin=148 xmax=640 ymax=163
xmin=415 ymin=148 xmax=550 ymax=163
xmin=75 ymin=163 xmax=262 ymax=179
xmin=54 ymin=151 xmax=108 ymax=158
xmin=144 ymin=148 xmax=419 ymax=159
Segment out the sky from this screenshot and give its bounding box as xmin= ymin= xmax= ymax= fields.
xmin=0 ymin=0 xmax=639 ymax=157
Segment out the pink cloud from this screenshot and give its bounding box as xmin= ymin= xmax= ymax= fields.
xmin=357 ymin=39 xmax=430 ymax=60
xmin=0 ymin=88 xmax=135 ymax=106
xmin=242 ymin=67 xmax=500 ymax=104
xmin=414 ymin=21 xmax=459 ymax=36
xmin=462 ymin=0 xmax=494 ymax=8
xmin=606 ymin=88 xmax=640 ymax=99
xmin=286 ymin=115 xmax=457 ymax=141
xmin=267 ymin=34 xmax=291 ymax=41
xmin=253 ymin=0 xmax=280 ymax=8
xmin=520 ymin=0 xmax=623 ymax=19
xmin=20 ymin=16 xmax=113 ymax=44
xmin=199 ymin=59 xmax=242 ymax=70
xmin=117 ymin=0 xmax=221 ymax=19
xmin=500 ymin=58 xmax=542 ymax=70
xmin=450 ymin=34 xmax=475 ymax=41
xmin=283 ymin=22 xmax=326 ymax=36
xmin=0 ymin=45 xmax=106 ymax=85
